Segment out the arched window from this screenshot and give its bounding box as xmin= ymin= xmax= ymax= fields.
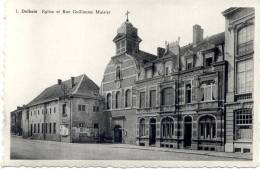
xmin=115 ymin=91 xmax=120 ymax=109
xmin=106 ymin=93 xmax=112 ymax=109
xmin=161 ymin=88 xmax=174 ymax=106
xmin=139 ymin=119 xmax=145 ymax=137
xmin=161 ymin=117 xmax=174 ymax=138
xmin=237 ymin=25 xmax=254 ymax=55
xmin=125 ymin=89 xmax=131 ymax=107
xmin=199 ymin=115 xmax=216 ymax=140
xmin=116 ymin=66 xmax=121 ymax=80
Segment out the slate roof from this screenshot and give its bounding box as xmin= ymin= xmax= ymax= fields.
xmin=133 ymin=50 xmax=157 ymax=63
xmin=27 ymin=74 xmax=99 ymax=107
xmin=180 ymin=32 xmax=225 ymax=55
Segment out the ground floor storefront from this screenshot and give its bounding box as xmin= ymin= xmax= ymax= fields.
xmin=136 ymin=110 xmax=225 ymax=152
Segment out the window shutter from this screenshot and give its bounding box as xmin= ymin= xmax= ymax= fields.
xmin=198 ymin=86 xmax=204 ymax=101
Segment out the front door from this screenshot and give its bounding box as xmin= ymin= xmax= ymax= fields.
xmin=149 ymin=118 xmax=156 ymax=145
xmin=114 ymin=125 xmax=122 ymax=143
xmin=184 ymin=116 xmax=192 ymax=148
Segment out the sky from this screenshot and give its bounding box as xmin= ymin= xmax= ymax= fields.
xmin=4 ymin=0 xmax=256 ymax=113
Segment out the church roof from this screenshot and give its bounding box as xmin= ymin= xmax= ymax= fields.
xmin=26 ymin=74 xmax=99 ymax=107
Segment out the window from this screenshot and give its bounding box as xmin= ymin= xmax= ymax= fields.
xmin=34 ymin=124 xmax=36 ymax=133
xmin=186 ymin=58 xmax=193 ymax=70
xmin=49 ymin=108 xmax=51 ymax=114
xmin=116 ymin=66 xmax=121 ymax=80
xmin=49 ymin=123 xmax=52 ymax=134
xmin=139 ymin=119 xmax=145 ymax=137
xmin=199 ymin=115 xmax=216 ymax=140
xmin=116 ymin=40 xmax=126 ymax=54
xmin=186 ymin=84 xmax=191 ymax=103
xmin=42 ymin=123 xmax=44 ymax=133
xmin=62 ymin=104 xmax=67 ymax=117
xmin=82 ymin=105 xmax=86 ymax=111
xmin=45 ymin=123 xmax=48 ymax=133
xmin=106 ymin=93 xmax=112 ymax=109
xmin=26 ymin=111 xmax=29 ymax=119
xmin=54 ymin=107 xmax=56 ymax=113
xmin=53 ymin=123 xmax=56 ymax=134
xmin=139 ymin=92 xmax=145 ymax=108
xmin=237 ymin=25 xmax=254 ymax=55
xmin=235 ymin=109 xmax=252 ymax=140
xmin=115 ymin=92 xmax=120 ymax=108
xmin=201 ymin=83 xmax=215 ymax=101
xmin=161 ymin=117 xmax=174 ymax=138
xmin=125 ymin=89 xmax=131 ymax=107
xmin=79 ymin=123 xmax=84 ymax=127
xmin=94 ymin=123 xmax=99 ymax=129
xmin=96 ymin=106 xmax=99 ymax=112
xmin=161 ymin=88 xmax=174 ymax=106
xmin=205 ymin=57 xmax=213 ymax=67
xmin=38 ymin=123 xmax=40 ymax=133
xmin=237 ymin=59 xmax=253 ymax=94
xmin=150 ymin=90 xmax=156 ymax=107
xmin=187 ymin=63 xmax=192 ymax=70
xmin=165 ymin=67 xmax=169 ymax=75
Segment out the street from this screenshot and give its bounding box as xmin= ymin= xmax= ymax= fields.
xmin=10 ymin=136 xmax=250 ymax=160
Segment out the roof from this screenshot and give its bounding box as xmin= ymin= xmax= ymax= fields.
xmin=27 ymin=74 xmax=99 ymax=107
xmin=222 ymin=8 xmax=239 ymax=16
xmin=133 ymin=50 xmax=157 ymax=63
xmin=180 ymin=32 xmax=225 ymax=55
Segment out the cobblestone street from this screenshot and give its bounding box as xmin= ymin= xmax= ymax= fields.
xmin=10 ymin=136 xmax=251 ymax=160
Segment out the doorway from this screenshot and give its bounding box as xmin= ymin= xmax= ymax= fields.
xmin=184 ymin=116 xmax=192 ymax=148
xmin=149 ymin=118 xmax=156 ymax=145
xmin=114 ymin=125 xmax=122 ymax=143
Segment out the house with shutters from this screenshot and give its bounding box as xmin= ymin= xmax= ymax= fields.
xmin=135 ymin=25 xmax=227 ymax=151
xmin=21 ymin=74 xmax=109 ymax=143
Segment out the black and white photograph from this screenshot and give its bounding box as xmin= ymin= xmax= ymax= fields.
xmin=1 ymin=0 xmax=259 ymax=167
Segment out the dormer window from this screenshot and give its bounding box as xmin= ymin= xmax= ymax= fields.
xmin=186 ymin=58 xmax=193 ymax=70
xmin=116 ymin=40 xmax=126 ymax=54
xmin=205 ymin=53 xmax=214 ymax=68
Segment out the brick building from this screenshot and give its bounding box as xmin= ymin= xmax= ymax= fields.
xmin=223 ymin=8 xmax=254 ymax=153
xmin=21 ymin=74 xmax=108 ymax=143
xmin=101 ymin=19 xmax=157 ymax=144
xmin=135 ymin=26 xmax=226 ymax=151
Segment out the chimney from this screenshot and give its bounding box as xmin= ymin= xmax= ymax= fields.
xmin=58 ymin=79 xmax=62 ymax=85
xmin=169 ymin=41 xmax=180 ymax=55
xmin=193 ymin=24 xmax=204 ymax=46
xmin=71 ymin=77 xmax=75 ymax=87
xmin=157 ymin=47 xmax=165 ymax=58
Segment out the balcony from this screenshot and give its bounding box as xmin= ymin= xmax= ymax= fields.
xmin=235 ymin=93 xmax=252 ymax=102
xmin=198 ymin=100 xmax=219 ymax=110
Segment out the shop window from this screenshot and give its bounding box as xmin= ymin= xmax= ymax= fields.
xmin=199 ymin=115 xmax=216 ymax=140
xmin=161 ymin=117 xmax=174 ymax=138
xmin=139 ymin=119 xmax=145 ymax=137
xmin=235 ymin=109 xmax=252 ymax=140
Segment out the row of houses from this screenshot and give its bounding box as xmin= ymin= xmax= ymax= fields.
xmin=11 ymin=7 xmax=254 ymax=153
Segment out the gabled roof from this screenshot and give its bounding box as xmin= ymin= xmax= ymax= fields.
xmin=27 ymin=74 xmax=99 ymax=107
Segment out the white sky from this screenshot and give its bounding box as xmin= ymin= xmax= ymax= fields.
xmin=4 ymin=0 xmax=257 ymax=113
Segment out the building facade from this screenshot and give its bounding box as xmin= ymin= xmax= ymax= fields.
xmin=101 ymin=19 xmax=157 ymax=144
xmin=223 ymin=8 xmax=254 ymax=153
xmin=135 ymin=25 xmax=227 ymax=151
xmin=21 ymin=74 xmax=109 ymax=143
xmin=10 ymin=107 xmax=23 ymax=136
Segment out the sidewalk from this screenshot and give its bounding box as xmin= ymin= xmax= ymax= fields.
xmin=111 ymin=144 xmax=252 ymax=160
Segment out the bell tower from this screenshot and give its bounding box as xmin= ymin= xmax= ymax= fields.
xmin=113 ymin=11 xmax=142 ymax=55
